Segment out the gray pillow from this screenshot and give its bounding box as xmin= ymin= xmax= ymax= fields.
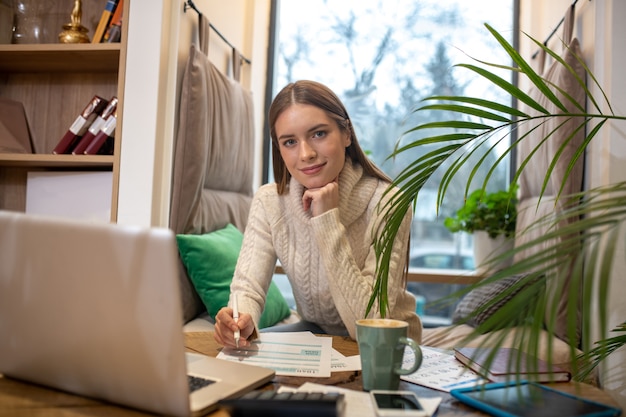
xmin=452 ymin=274 xmax=529 ymax=329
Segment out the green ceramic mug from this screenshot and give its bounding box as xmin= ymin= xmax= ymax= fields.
xmin=356 ymin=318 xmax=422 ymax=391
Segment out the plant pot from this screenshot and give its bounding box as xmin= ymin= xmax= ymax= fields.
xmin=473 ymin=231 xmax=513 ymax=275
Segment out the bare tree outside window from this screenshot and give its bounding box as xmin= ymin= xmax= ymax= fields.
xmin=270 ymin=0 xmax=515 ymax=323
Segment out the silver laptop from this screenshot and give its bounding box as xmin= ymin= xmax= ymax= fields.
xmin=0 ymin=210 xmax=274 ymax=416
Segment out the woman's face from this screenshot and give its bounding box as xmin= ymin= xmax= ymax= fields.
xmin=275 ymin=103 xmax=351 ymax=190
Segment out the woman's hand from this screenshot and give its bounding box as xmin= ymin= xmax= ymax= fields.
xmin=213 ymin=307 xmax=255 ymax=348
xmin=302 ymin=179 xmax=339 ymax=217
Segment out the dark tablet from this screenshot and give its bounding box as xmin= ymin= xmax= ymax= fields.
xmin=450 ymin=381 xmax=621 ymax=417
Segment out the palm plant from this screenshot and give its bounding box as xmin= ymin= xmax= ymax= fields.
xmin=367 ymin=23 xmax=626 ymax=380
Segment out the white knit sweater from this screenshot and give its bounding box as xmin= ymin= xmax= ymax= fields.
xmin=230 ymin=160 xmax=422 ymax=342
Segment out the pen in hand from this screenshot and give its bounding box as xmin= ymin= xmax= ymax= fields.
xmin=232 ymin=294 xmax=240 ymax=348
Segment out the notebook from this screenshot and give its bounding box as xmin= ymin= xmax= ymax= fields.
xmin=454 ymin=347 xmax=571 ymax=383
xmin=0 ymin=210 xmax=275 ymax=416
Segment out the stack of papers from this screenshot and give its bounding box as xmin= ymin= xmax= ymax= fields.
xmin=217 ymin=332 xmax=360 ymax=378
xmin=217 ymin=332 xmax=484 ymax=391
xmin=454 ymin=347 xmax=571 ymax=383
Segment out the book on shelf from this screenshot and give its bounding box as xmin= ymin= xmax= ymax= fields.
xmin=84 ymin=112 xmax=117 ymax=155
xmin=72 ymin=96 xmax=118 ymax=155
xmin=454 ymin=347 xmax=571 ymax=383
xmin=92 ymin=0 xmax=120 ymax=44
xmin=52 ymin=96 xmax=108 ymax=155
xmin=103 ymin=0 xmax=124 ymax=43
xmin=0 ymin=98 xmax=33 ymax=154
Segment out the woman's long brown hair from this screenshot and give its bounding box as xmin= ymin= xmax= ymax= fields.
xmin=268 ymin=80 xmax=410 ymax=288
xmin=268 ymin=80 xmax=390 ymax=194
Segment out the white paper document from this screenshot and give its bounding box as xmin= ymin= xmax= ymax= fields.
xmin=331 ymin=350 xmax=361 ymax=372
xmin=217 ymin=332 xmax=333 ymax=377
xmin=401 ymin=345 xmax=487 ymax=392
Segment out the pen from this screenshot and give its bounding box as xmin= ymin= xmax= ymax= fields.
xmin=233 ymin=294 xmax=240 ymax=348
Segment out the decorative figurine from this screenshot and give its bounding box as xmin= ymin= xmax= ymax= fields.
xmin=58 ymin=0 xmax=89 ymax=43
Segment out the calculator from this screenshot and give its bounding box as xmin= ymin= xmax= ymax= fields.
xmin=218 ymin=389 xmax=345 ymax=417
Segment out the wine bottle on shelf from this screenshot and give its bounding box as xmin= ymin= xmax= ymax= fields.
xmin=84 ymin=112 xmax=117 ymax=155
xmin=72 ymin=97 xmax=118 ymax=155
xmin=52 ymin=96 xmax=108 ymax=154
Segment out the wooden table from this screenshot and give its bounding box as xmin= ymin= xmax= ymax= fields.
xmin=0 ymin=331 xmax=619 ymax=416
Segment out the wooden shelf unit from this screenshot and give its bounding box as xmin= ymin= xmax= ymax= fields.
xmin=0 ymin=43 xmax=121 ymax=72
xmin=0 ymin=153 xmax=114 ymax=168
xmin=0 ymin=0 xmax=129 ymax=221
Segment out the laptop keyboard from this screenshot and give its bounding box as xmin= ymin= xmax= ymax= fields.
xmin=188 ymin=375 xmax=215 ymax=392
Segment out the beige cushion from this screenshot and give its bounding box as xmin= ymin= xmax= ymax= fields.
xmin=517 ymin=40 xmax=585 ymax=201
xmin=513 ymin=197 xmax=583 ymax=346
xmin=170 ymin=45 xmax=254 ymax=235
xmin=170 ymin=39 xmax=255 ymax=322
xmin=513 ymin=37 xmax=586 ymax=345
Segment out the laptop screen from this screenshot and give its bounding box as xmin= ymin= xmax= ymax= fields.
xmin=0 ymin=211 xmax=191 ymax=415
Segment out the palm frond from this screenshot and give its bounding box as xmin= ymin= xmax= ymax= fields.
xmin=578 ymin=322 xmax=626 ymax=380
xmin=368 ymin=23 xmax=626 ymax=379
xmin=427 ymin=183 xmax=626 ymax=380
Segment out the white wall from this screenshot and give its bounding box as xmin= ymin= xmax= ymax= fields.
xmin=117 ymin=0 xmax=179 ymax=227
xmin=520 ymin=0 xmax=626 ymax=408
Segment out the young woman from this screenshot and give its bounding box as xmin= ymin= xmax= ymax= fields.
xmin=214 ymin=80 xmax=421 ymax=347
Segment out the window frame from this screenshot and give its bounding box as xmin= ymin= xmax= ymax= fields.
xmin=263 ymin=0 xmax=521 ymax=285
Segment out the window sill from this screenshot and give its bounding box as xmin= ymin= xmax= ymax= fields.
xmin=275 ymin=265 xmax=482 ymax=284
xmin=407 ymin=268 xmax=481 ymax=284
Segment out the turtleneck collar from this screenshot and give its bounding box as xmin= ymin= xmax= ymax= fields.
xmin=286 ymin=158 xmax=379 ymax=226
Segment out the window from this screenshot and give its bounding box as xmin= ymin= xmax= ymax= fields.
xmin=266 ymin=0 xmax=517 ymax=324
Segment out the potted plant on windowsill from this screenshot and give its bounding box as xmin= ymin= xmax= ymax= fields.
xmin=443 ymin=183 xmax=518 ymax=273
xmin=367 ymin=23 xmax=626 ymax=382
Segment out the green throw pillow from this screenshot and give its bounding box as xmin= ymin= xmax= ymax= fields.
xmin=176 ymin=224 xmax=291 ymax=328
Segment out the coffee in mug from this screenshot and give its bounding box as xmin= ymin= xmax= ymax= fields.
xmin=356 ymin=318 xmax=422 ymax=391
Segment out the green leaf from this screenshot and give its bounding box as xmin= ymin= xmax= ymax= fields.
xmin=423 ymin=95 xmax=529 ymax=118
xmin=369 ymin=23 xmax=626 ymax=380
